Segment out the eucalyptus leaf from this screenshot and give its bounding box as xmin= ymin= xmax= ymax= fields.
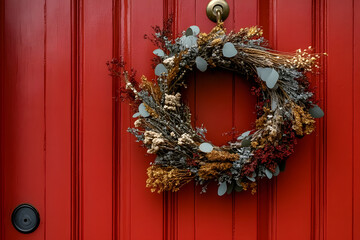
xmin=274 ymin=165 xmax=280 ymax=176
xmin=222 ymin=42 xmax=238 ymax=58
xmin=190 ymin=25 xmax=200 ymax=35
xmin=155 ymin=64 xmax=168 ymax=76
xmin=236 ymin=179 xmax=242 ymax=187
xmin=246 ymin=176 xmax=256 ymax=182
xmin=237 ymin=130 xmax=251 ymax=140
xmin=234 ymin=184 xmax=243 ymax=192
xmin=132 ymin=112 xmax=141 ymax=118
xmin=264 ymin=169 xmax=273 ymax=179
xmin=241 ymin=139 xmax=251 ymax=147
xmin=199 ymin=143 xmax=213 ymax=153
xmin=218 ymin=182 xmax=227 ymax=196
xmin=195 ymin=56 xmax=208 ymax=72
xmin=256 ymin=67 xmax=279 ymax=89
xmin=265 ymin=71 xmax=279 ymax=89
xmin=271 ymin=98 xmax=277 ymax=111
xmin=309 ymin=105 xmax=324 ymax=118
xmin=138 ymin=103 xmax=150 ymax=118
xmin=185 ymin=28 xmax=193 ymax=36
xmin=227 ymin=182 xmax=235 ymax=194
xmin=184 ymin=36 xmax=198 ymax=48
xmin=153 ymin=49 xmax=165 ymax=57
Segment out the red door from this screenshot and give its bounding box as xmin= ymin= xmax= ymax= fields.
xmin=1 ymin=0 xmax=359 ymax=240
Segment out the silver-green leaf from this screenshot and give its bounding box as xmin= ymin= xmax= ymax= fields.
xmin=190 ymin=25 xmax=200 ymax=35
xmin=155 ymin=64 xmax=168 ymax=76
xmin=309 ymin=105 xmax=324 ymax=118
xmin=153 ymin=49 xmax=165 ymax=57
xmin=256 ymin=67 xmax=279 ymax=89
xmin=185 ymin=28 xmax=193 ymax=36
xmin=237 ymin=130 xmax=251 ymax=140
xmin=132 ymin=112 xmax=140 ymax=118
xmin=222 ymin=42 xmax=238 ymax=58
xmin=241 ymin=139 xmax=251 ymax=147
xmin=184 ymin=36 xmax=197 ymax=48
xmin=246 ymin=176 xmax=256 ymax=182
xmin=234 ymin=184 xmax=243 ymax=192
xmin=271 ymin=98 xmax=278 ymax=111
xmin=195 ymin=56 xmax=208 ymax=72
xmin=218 ymin=182 xmax=227 ymax=196
xmin=264 ymin=169 xmax=273 ymax=179
xmin=227 ymin=182 xmax=235 ymax=194
xmin=138 ymin=103 xmax=150 ymax=118
xmin=199 ymin=143 xmax=213 ymax=153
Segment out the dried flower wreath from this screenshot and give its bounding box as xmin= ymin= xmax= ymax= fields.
xmin=108 ymin=20 xmax=325 ymax=196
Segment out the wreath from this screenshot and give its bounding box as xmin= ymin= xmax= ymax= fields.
xmin=108 ymin=20 xmax=325 ymax=196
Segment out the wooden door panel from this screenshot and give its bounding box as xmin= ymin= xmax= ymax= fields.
xmin=327 ymin=0 xmax=357 ymax=239
xmin=1 ymin=0 xmax=46 ymax=239
xmin=122 ymin=1 xmax=165 ymax=240
xmin=1 ymin=0 xmax=360 ymax=240
xmin=82 ymin=1 xmax=113 ymax=239
xmin=275 ymin=1 xmax=313 ymax=239
xmin=176 ymin=2 xmax=197 ymax=240
xmin=45 ymin=0 xmax=72 ymax=239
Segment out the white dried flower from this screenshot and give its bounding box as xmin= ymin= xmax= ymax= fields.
xmin=178 ymin=133 xmax=195 ymax=146
xmin=134 ymin=119 xmax=142 ymax=127
xmin=163 ymin=56 xmax=175 ymax=68
xmin=143 ymin=131 xmax=166 ymax=154
xmin=144 ymin=131 xmax=162 ymax=145
xmin=164 ymin=93 xmax=181 ymax=111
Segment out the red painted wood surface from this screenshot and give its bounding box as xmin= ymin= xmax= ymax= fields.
xmin=0 ymin=0 xmax=359 ymax=240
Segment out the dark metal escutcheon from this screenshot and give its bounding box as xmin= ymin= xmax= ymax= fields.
xmin=11 ymin=204 xmax=40 ymax=234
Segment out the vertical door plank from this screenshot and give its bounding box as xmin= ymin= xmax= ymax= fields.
xmin=233 ymin=1 xmax=258 ymax=240
xmin=193 ymin=0 xmax=234 ymax=239
xmin=0 ymin=0 xmax=4 ymax=236
xmin=1 ymin=0 xmax=46 ymax=239
xmin=82 ymin=0 xmax=113 ymax=239
xmin=275 ymin=1 xmax=313 ymax=239
xmin=327 ymin=0 xmax=354 ymax=239
xmin=119 ymin=0 xmax=132 ymax=239
xmin=126 ymin=1 xmax=164 ymax=239
xmin=45 ymin=0 xmax=71 ymax=239
xmin=177 ymin=1 xmax=197 ymax=239
xmin=354 ymin=1 xmax=360 ymax=239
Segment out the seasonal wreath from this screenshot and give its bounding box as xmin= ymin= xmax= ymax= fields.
xmin=108 ymin=20 xmax=325 ymax=196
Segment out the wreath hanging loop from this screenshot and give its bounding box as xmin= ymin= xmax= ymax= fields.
xmin=108 ymin=19 xmax=325 ymax=196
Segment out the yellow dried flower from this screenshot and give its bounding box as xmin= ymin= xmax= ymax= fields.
xmin=198 ymin=162 xmax=232 ymax=180
xmin=255 ymin=107 xmax=271 ymax=129
xmin=146 ymin=166 xmax=193 ymax=193
xmin=206 ymin=150 xmax=239 ymax=162
xmin=140 ymin=75 xmax=162 ymax=103
xmin=144 ymin=103 xmax=158 ymax=118
xmin=247 ymin=26 xmax=263 ymax=38
xmin=291 ymin=103 xmax=315 ymax=136
xmin=166 ymin=52 xmax=186 ymax=88
xmin=251 ymin=141 xmax=259 ymax=148
xmin=288 ymin=47 xmax=321 ymax=72
xmin=210 ymin=38 xmax=222 ymax=46
xmin=240 ymin=182 xmax=249 ymax=191
xmin=250 ymin=182 xmax=257 ymax=195
xmin=197 ymin=22 xmax=226 ymax=47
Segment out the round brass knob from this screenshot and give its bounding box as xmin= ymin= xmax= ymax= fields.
xmin=206 ymin=0 xmax=230 ymax=23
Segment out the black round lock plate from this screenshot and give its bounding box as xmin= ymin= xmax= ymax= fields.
xmin=11 ymin=204 xmax=40 ymax=234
